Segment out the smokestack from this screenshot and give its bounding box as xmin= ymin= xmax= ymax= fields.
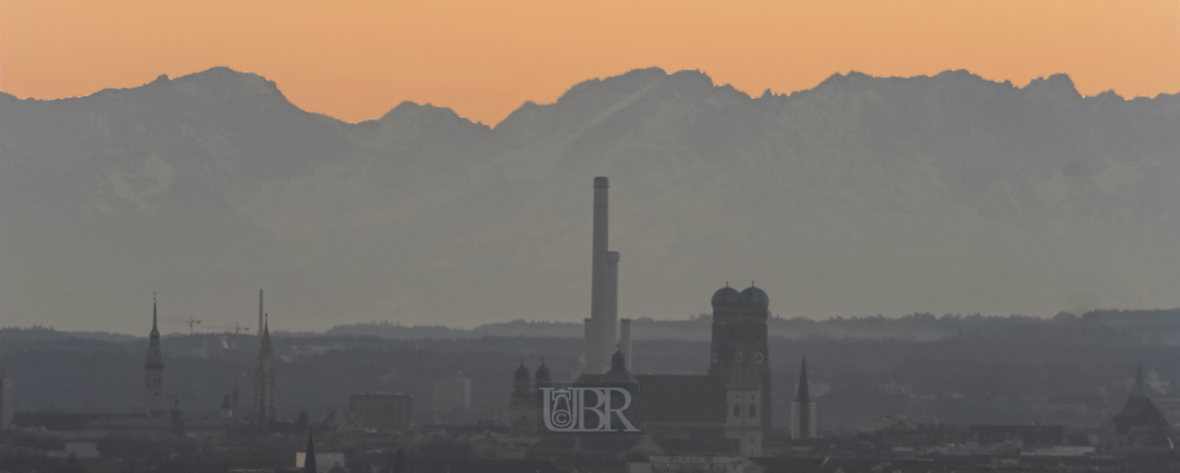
xmin=603 ymin=251 xmax=619 ymax=365
xmin=619 ymin=318 xmax=632 ymax=371
xmin=582 ymin=318 xmax=595 ymax=377
xmin=586 ymin=177 xmax=611 ymax=374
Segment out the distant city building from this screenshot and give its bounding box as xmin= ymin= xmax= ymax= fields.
xmin=790 ymin=357 xmax=817 ymax=440
xmin=433 ymin=374 xmax=472 ymax=412
xmin=563 ymin=284 xmax=773 ymax=458
xmin=349 ymin=392 xmax=412 ymax=432
xmin=254 ymin=314 xmax=276 ymax=425
xmin=875 ymin=422 xmax=1067 ymax=450
xmin=627 ymin=455 xmax=754 ymax=473
xmin=144 ymin=295 xmax=166 ymax=418
xmin=0 ymin=370 xmax=14 ymax=430
xmin=231 ymin=383 xmax=240 ymax=420
xmin=62 ymin=442 xmax=101 ymax=459
xmin=219 ymin=395 xmax=234 ymax=423
xmin=1104 ymin=364 xmax=1173 ymax=453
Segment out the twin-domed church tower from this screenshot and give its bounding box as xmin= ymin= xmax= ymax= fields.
xmin=708 ymin=284 xmax=774 ymax=435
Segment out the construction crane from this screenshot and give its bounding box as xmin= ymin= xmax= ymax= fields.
xmin=162 ymin=315 xmax=202 ymax=335
xmin=201 ymin=323 xmax=245 ymax=334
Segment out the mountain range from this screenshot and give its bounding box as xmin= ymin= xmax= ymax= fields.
xmin=3 ymin=67 xmax=1179 ymax=333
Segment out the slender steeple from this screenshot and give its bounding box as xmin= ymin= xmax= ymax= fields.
xmin=145 ymin=293 xmax=165 ymax=417
xmin=1131 ymin=363 xmax=1147 ymax=398
xmin=150 ymin=293 xmax=160 ymax=343
xmin=791 ymin=356 xmax=816 ymax=440
xmin=303 ymin=426 xmax=317 ymax=473
xmin=795 ymin=357 xmax=811 ymax=403
xmin=255 ymin=313 xmax=276 ymax=425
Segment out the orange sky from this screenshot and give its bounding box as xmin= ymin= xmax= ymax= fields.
xmin=3 ymin=0 xmax=1178 ymax=125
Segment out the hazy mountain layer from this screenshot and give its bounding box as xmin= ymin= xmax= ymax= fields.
xmin=3 ymin=67 xmax=1179 ymax=333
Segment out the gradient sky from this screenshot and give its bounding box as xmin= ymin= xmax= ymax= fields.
xmin=3 ymin=0 xmax=1179 ymax=125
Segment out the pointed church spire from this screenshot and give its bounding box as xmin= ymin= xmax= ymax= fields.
xmin=303 ymin=426 xmax=317 ymax=473
xmin=1132 ymin=363 xmax=1147 ymax=398
xmin=150 ymin=293 xmax=160 ymax=342
xmin=795 ymin=357 xmax=811 ymax=403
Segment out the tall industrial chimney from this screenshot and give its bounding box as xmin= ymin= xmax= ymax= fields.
xmin=586 ymin=177 xmax=617 ymax=374
xmin=603 ymin=251 xmax=620 ymax=367
xmin=619 ymin=318 xmax=632 ymax=371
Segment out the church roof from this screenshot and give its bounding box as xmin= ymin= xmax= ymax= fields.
xmin=1114 ymin=397 xmax=1170 ymax=433
xmin=738 ymin=286 xmax=769 ymax=309
xmin=514 ymin=359 xmax=530 ymax=381
xmin=1113 ymin=365 xmax=1169 ymax=434
xmin=711 ymin=286 xmax=741 ymax=308
xmin=304 ymin=427 xmax=317 ymax=473
xmin=535 ymin=359 xmax=551 ymax=384
xmin=602 ymin=350 xmax=638 ymax=384
xmin=12 ymin=412 xmax=148 ymax=431
xmin=571 ymin=373 xmax=726 ymax=426
xmin=796 ymin=357 xmax=811 ymax=403
xmin=637 ymin=375 xmax=727 ymax=424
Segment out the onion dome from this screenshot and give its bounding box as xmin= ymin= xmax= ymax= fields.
xmin=711 ymin=284 xmax=741 ymax=308
xmin=514 ymin=359 xmax=530 ymax=382
xmin=513 ymin=359 xmax=531 ymax=394
xmin=739 ymin=285 xmax=769 ymax=309
xmin=602 ymin=349 xmax=638 ymax=384
xmin=535 ymin=358 xmax=552 ymax=385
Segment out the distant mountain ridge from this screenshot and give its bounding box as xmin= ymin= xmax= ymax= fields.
xmin=3 ymin=67 xmax=1179 ymax=333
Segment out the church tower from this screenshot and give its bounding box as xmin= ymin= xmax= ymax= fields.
xmin=708 ymin=283 xmax=772 ymax=433
xmin=144 ymin=294 xmax=166 ymax=418
xmin=509 ymin=360 xmax=537 ymax=434
xmin=790 ymin=357 xmax=817 ymax=439
xmin=254 ymin=314 xmax=276 ymax=425
xmin=724 ymin=345 xmax=764 ymax=457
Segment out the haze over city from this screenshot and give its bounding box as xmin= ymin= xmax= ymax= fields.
xmin=7 ymin=3 xmax=1180 ymax=473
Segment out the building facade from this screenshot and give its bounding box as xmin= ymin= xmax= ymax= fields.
xmin=433 ymin=374 xmax=472 ymax=413
xmin=349 ymin=393 xmax=412 ymax=432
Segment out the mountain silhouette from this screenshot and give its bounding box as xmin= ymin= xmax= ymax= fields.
xmin=3 ymin=67 xmax=1179 ymax=332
